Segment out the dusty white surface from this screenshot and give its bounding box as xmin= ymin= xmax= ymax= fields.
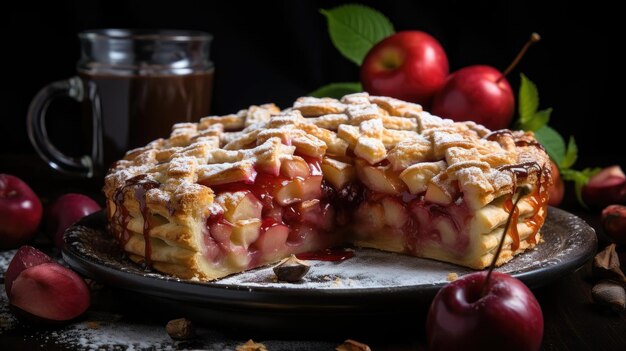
xmin=217 ymin=248 xmax=469 ymax=289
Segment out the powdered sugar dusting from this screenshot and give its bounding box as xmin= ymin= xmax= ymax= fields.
xmin=0 ymin=250 xmax=333 ymax=350
xmin=0 ymin=249 xmax=15 ymax=275
xmin=0 ymin=291 xmax=18 ymax=332
xmin=49 ymin=316 xmax=176 ymax=350
xmin=217 ymin=249 xmax=459 ymax=289
xmin=0 ymin=301 xmax=333 ymax=350
xmin=359 ymin=118 xmax=384 ymax=136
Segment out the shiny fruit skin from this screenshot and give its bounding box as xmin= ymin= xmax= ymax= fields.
xmin=0 ymin=174 xmax=43 ymax=249
xmin=602 ymin=205 xmax=626 ymax=245
xmin=9 ymin=262 xmax=90 ymax=322
xmin=431 ymin=65 xmax=514 ymax=130
xmin=4 ymin=245 xmax=54 ymax=299
xmin=46 ymin=193 xmax=101 ymax=249
xmin=360 ymin=31 xmax=449 ymax=107
xmin=427 ymin=271 xmax=543 ymax=351
xmin=582 ymin=165 xmax=626 ymax=209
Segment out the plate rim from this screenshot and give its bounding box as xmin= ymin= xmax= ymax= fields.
xmin=62 ymin=207 xmax=597 ymax=304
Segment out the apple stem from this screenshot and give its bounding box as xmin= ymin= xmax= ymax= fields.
xmin=481 ymin=187 xmax=530 ymax=297
xmin=497 ymin=33 xmax=541 ymax=83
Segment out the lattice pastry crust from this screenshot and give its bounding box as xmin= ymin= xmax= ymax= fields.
xmin=104 ymin=93 xmax=552 ymax=280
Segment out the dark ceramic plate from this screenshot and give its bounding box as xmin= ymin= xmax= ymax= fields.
xmin=63 ymin=208 xmax=596 ymax=331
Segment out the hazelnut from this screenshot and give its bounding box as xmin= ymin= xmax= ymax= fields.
xmin=273 ymin=254 xmax=310 ymax=282
xmin=592 ymin=280 xmax=626 ymax=312
xmin=166 ymin=318 xmax=195 ymax=340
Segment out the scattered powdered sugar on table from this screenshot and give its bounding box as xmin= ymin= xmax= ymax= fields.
xmin=2 ymin=291 xmax=333 ymax=350
xmin=50 ymin=315 xmax=176 ymax=350
xmin=0 ymin=289 xmax=18 ymax=332
xmin=0 ymin=249 xmax=16 ymax=276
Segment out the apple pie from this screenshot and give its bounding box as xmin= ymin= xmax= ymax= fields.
xmin=103 ymin=93 xmax=552 ymax=280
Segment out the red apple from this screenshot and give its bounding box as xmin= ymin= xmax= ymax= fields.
xmin=4 ymin=245 xmax=54 ymax=299
xmin=427 ymin=271 xmax=543 ymax=351
xmin=0 ymin=174 xmax=43 ymax=249
xmin=431 ymin=32 xmax=540 ymax=130
xmin=360 ymin=31 xmax=449 ymax=107
xmin=46 ymin=193 xmax=101 ymax=249
xmin=548 ymin=161 xmax=564 ymax=207
xmin=602 ymin=205 xmax=626 ymax=245
xmin=431 ymin=65 xmax=514 ymax=130
xmin=5 ymin=245 xmax=91 ymax=323
xmin=582 ymin=166 xmax=626 ymax=209
xmin=9 ymin=262 xmax=91 ymax=322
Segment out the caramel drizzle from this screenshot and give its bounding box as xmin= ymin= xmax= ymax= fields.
xmin=498 ymin=162 xmax=547 ymax=249
xmin=503 ymin=196 xmax=521 ymax=251
xmin=525 ymin=166 xmax=550 ymax=243
xmin=111 ymin=174 xmax=160 ymax=268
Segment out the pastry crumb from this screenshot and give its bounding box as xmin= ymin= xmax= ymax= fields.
xmin=237 ymin=339 xmax=268 ymax=351
xmin=333 ymin=277 xmax=343 ymax=286
xmin=85 ymin=321 xmax=100 ymax=330
xmin=165 ymin=318 xmax=195 ymax=340
xmin=336 ymin=339 xmax=371 ymax=351
xmin=447 ymin=272 xmax=458 ymax=281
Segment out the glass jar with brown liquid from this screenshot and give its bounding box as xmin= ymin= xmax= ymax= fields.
xmin=27 ymin=29 xmax=214 ymax=177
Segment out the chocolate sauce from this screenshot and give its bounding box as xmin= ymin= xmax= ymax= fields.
xmin=80 ymin=70 xmax=213 ymax=170
xmin=484 ymin=129 xmax=513 ymax=141
xmin=112 ymin=188 xmax=131 ymax=247
xmin=515 ymin=139 xmax=546 ymax=152
xmin=498 ymin=161 xmax=542 ymax=180
xmin=111 ymin=174 xmax=160 ymax=268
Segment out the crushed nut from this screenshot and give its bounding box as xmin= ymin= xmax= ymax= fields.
xmin=85 ymin=321 xmax=100 ymax=330
xmin=237 ymin=339 xmax=268 ymax=351
xmin=592 ymin=280 xmax=626 ymax=312
xmin=447 ymin=272 xmax=458 ymax=281
xmin=166 ymin=318 xmax=195 ymax=340
xmin=273 ymin=254 xmax=310 ymax=282
xmin=336 ymin=339 xmax=372 ymax=351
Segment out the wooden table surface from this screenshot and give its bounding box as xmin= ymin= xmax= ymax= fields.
xmin=1 ymin=154 xmax=625 ymax=350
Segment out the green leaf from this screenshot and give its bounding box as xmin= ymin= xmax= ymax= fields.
xmin=522 ymin=108 xmax=552 ymax=131
xmin=320 ymin=5 xmax=395 ymax=66
xmin=309 ymin=82 xmax=363 ymax=99
xmin=518 ymin=73 xmax=539 ymax=125
xmin=561 ymin=167 xmax=601 ymax=208
xmin=559 ymin=136 xmax=578 ymax=169
xmin=534 ymin=125 xmax=566 ymax=166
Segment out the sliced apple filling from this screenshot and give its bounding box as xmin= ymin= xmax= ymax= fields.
xmin=104 ymin=93 xmax=552 ymax=281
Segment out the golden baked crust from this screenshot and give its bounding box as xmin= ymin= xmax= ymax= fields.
xmin=104 ymin=93 xmax=552 ymax=280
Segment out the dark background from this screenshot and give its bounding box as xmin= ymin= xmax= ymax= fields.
xmin=1 ymin=0 xmax=619 ymax=179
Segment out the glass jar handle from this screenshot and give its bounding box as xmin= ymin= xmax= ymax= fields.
xmin=27 ymin=76 xmax=101 ymax=178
